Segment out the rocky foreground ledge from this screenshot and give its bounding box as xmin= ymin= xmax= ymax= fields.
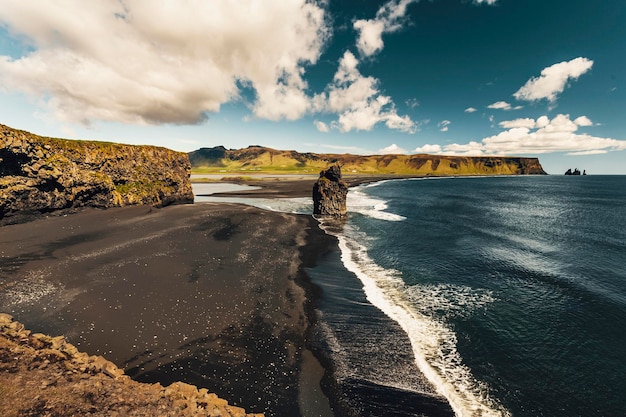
xmin=0 ymin=314 xmax=262 ymax=417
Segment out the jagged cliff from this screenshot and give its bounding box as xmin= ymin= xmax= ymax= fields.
xmin=189 ymin=146 xmax=548 ymax=175
xmin=0 ymin=124 xmax=194 ymax=223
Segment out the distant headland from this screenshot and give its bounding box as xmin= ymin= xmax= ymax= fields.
xmin=189 ymin=145 xmax=547 ymax=176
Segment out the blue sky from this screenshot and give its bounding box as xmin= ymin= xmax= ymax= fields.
xmin=1 ymin=0 xmax=625 ymax=174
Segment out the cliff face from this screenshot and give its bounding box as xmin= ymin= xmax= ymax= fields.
xmin=1 ymin=124 xmax=194 ymax=223
xmin=190 ymin=146 xmax=548 ymax=175
xmin=312 ymin=165 xmax=348 ymax=217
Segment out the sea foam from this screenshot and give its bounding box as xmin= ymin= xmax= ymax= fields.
xmin=327 ymin=221 xmax=510 ymax=417
xmin=347 ymin=188 xmax=406 ymax=221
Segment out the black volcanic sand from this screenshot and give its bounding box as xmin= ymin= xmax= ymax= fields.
xmin=0 ymin=203 xmax=334 ymax=417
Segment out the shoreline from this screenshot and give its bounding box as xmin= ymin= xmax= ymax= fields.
xmin=1 ymin=175 xmax=456 ymax=417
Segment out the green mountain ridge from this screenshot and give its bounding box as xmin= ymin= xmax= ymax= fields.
xmin=189 ymin=146 xmax=548 ymax=176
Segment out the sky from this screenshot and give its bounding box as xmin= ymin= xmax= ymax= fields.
xmin=0 ymin=0 xmax=625 ymax=174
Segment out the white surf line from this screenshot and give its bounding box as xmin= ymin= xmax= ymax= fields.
xmin=333 ymin=229 xmax=510 ymax=417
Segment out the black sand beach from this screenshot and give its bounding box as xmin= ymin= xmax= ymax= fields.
xmin=0 ymin=202 xmax=334 ymax=417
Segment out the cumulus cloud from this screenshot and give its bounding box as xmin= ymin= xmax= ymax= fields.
xmin=0 ymin=0 xmax=329 ymax=125
xmin=414 ymin=114 xmax=626 ymax=156
xmin=574 ymin=115 xmax=593 ymax=126
xmin=465 ymin=107 xmax=478 ymax=113
xmin=379 ymin=143 xmax=408 ymax=154
xmin=353 ymin=0 xmax=418 ymax=57
xmin=314 ymin=120 xmax=330 ymax=133
xmin=514 ymin=57 xmax=594 ymax=103
xmin=438 ymin=120 xmax=451 ymax=132
xmin=314 ymin=51 xmax=416 ymax=133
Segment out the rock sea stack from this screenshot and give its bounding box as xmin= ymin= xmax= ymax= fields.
xmin=312 ymin=164 xmax=348 ymax=217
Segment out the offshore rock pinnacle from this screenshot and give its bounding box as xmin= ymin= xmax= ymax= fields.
xmin=312 ymin=164 xmax=348 ymax=217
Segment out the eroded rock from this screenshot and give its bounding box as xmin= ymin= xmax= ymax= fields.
xmin=312 ymin=164 xmax=348 ymax=217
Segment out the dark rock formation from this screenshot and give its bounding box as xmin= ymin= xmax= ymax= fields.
xmin=312 ymin=164 xmax=348 ymax=217
xmin=565 ymin=168 xmax=582 ymax=175
xmin=1 ymin=124 xmax=194 ymax=224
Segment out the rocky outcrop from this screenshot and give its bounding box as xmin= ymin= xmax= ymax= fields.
xmin=312 ymin=164 xmax=348 ymax=217
xmin=0 ymin=313 xmax=262 ymax=417
xmin=565 ymin=168 xmax=582 ymax=175
xmin=1 ymin=124 xmax=194 ymax=223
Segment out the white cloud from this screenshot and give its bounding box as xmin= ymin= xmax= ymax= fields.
xmin=487 ymin=101 xmax=511 ymax=110
xmin=384 ymin=111 xmax=415 ymax=132
xmin=353 ymin=19 xmax=386 ymax=58
xmin=473 ymin=0 xmax=498 ymax=5
xmin=0 ymin=0 xmax=329 ymax=125
xmin=487 ymin=101 xmax=522 ymax=111
xmin=414 ymin=144 xmax=442 ymax=153
xmin=314 ymin=51 xmax=416 ymax=133
xmin=465 ymin=107 xmax=478 ymax=113
xmin=415 ymin=114 xmax=626 ymax=156
xmin=499 ymin=118 xmax=536 ymax=129
xmin=535 ymin=115 xmax=550 ymax=128
xmin=513 ymin=57 xmax=594 ymax=103
xmin=442 ymin=141 xmax=485 ymax=156
xmin=353 ymin=0 xmax=418 ymax=57
xmin=438 ymin=120 xmax=451 ymax=132
xmin=314 ymin=120 xmax=330 ymax=133
xmin=379 ymin=143 xmax=407 ymax=154
xmin=574 ymin=115 xmax=593 ymax=126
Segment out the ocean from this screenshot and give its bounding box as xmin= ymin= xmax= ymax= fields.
xmin=306 ymin=175 xmax=626 ymax=417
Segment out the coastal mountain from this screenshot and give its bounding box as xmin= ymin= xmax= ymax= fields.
xmin=189 ymin=146 xmax=547 ymax=176
xmin=0 ymin=124 xmax=193 ymax=224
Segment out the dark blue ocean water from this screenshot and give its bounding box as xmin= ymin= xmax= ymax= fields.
xmin=312 ymin=176 xmax=626 ymax=417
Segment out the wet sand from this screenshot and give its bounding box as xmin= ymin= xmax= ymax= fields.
xmin=0 ymin=202 xmax=334 ymax=417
